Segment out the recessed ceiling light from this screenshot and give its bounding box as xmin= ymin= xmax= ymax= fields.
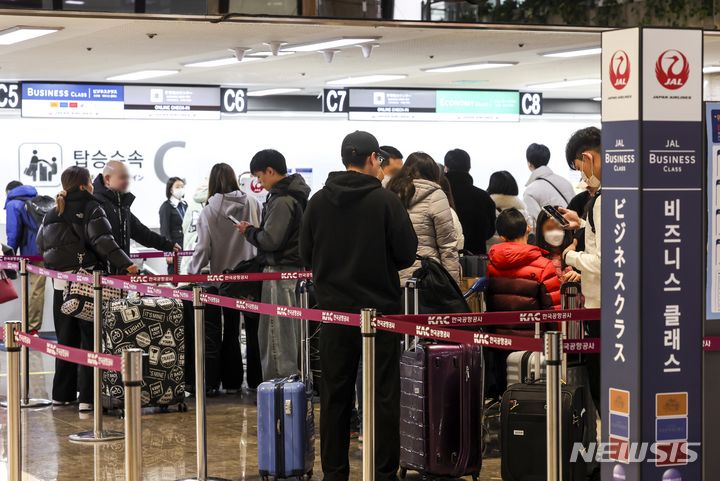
xmin=106 ymin=70 xmax=179 ymax=81
xmin=704 ymin=66 xmax=720 ymax=74
xmin=423 ymin=62 xmax=517 ymax=73
xmin=327 ymin=74 xmax=407 ymax=86
xmin=541 ymin=47 xmax=602 ymax=58
xmin=592 ymin=97 xmax=601 ymax=102
xmin=527 ymin=78 xmax=601 ymax=89
xmin=282 ymin=37 xmax=378 ymax=53
xmin=247 ymin=88 xmax=302 ymax=97
xmin=184 ymin=57 xmax=261 ymax=68
xmin=0 ymin=26 xmax=62 ymax=45
xmin=65 ymin=0 xmax=85 ymax=4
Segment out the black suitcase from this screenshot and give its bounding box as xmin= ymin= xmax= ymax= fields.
xmin=500 ymin=381 xmax=587 ymax=481
xmin=102 ymin=296 xmax=187 ymax=412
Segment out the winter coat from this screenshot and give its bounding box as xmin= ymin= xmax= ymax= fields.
xmin=398 ymin=179 xmax=460 ymax=286
xmin=92 ymin=174 xmax=174 ymax=273
xmin=188 ymin=190 xmax=261 ymax=277
xmin=180 ymin=182 xmax=208 ymax=274
xmin=244 ymin=174 xmax=311 ymax=267
xmin=4 ymin=185 xmax=41 ymax=256
xmin=486 ymin=242 xmax=561 ymax=333
xmin=300 ymin=171 xmax=417 ymax=315
xmin=445 ymin=171 xmax=496 ymax=255
xmin=36 ymin=190 xmax=133 ymax=274
xmin=450 ymin=208 xmax=464 ymax=252
xmin=565 ymin=194 xmax=601 ymax=309
xmin=159 ymin=198 xmax=187 ymax=247
xmin=523 ymin=165 xmax=575 ymax=221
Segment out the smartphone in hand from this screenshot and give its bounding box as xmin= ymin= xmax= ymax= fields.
xmin=542 ymin=205 xmax=570 ymax=227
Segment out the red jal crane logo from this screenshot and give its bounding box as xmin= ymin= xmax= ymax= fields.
xmin=655 ymin=49 xmax=690 ymax=90
xmin=609 ymin=50 xmax=630 ymax=90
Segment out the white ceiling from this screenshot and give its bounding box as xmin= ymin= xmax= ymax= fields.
xmin=0 ymin=12 xmax=716 ymax=99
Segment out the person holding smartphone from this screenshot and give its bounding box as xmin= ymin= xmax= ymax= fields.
xmin=188 ymin=163 xmax=263 ymax=394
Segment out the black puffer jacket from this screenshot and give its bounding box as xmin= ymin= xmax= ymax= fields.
xmin=92 ymin=174 xmax=174 ymax=271
xmin=36 ymin=190 xmax=133 ymax=273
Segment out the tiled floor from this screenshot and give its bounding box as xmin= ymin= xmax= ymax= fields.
xmin=0 ymin=351 xmax=502 ymax=480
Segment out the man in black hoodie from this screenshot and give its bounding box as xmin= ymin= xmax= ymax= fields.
xmin=300 ymin=131 xmax=418 ymax=481
xmin=444 ymin=148 xmax=496 ymax=254
xmin=93 ymin=160 xmax=177 ymax=273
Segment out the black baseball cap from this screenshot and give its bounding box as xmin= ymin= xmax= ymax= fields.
xmin=341 ymin=131 xmax=389 ymax=165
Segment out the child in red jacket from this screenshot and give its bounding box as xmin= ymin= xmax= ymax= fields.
xmin=487 ymin=208 xmax=562 ymax=325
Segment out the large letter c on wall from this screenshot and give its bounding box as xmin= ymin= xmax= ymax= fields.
xmin=154 ymin=141 xmax=186 ymax=184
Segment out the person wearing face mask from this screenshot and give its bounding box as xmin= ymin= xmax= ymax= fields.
xmin=535 ymin=210 xmax=581 ymax=288
xmin=558 ymin=126 xmax=602 ymax=425
xmin=93 ymin=160 xmax=179 ymax=274
xmin=159 ymin=177 xmax=188 ymax=274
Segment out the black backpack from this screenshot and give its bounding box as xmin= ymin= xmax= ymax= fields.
xmin=23 ymin=195 xmax=56 ymax=228
xmin=412 ymin=256 xmax=470 ymax=314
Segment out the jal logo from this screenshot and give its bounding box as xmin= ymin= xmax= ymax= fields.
xmin=18 ymin=143 xmax=62 ymax=186
xmin=250 ymin=178 xmax=263 ymax=193
xmin=609 ymin=50 xmax=630 ymax=90
xmin=656 ymin=49 xmax=690 ymax=90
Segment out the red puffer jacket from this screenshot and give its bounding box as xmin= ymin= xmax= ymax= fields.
xmin=486 ymin=242 xmax=562 ymax=335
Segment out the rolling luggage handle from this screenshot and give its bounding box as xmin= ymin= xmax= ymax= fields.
xmin=298 ymin=280 xmax=312 ymax=385
xmin=403 ymin=278 xmax=419 ymax=350
xmin=561 ymin=282 xmax=582 ymax=380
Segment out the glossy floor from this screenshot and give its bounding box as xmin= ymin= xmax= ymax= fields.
xmin=0 ymin=351 xmax=502 ymax=480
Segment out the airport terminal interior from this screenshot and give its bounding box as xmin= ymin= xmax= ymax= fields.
xmin=0 ymin=2 xmax=718 ymax=481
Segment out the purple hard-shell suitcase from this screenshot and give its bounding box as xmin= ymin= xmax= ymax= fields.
xmin=399 ymin=343 xmax=484 ymax=480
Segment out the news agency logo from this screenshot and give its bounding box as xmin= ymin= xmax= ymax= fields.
xmin=609 ymin=50 xmax=631 ymax=90
xmin=656 ymin=49 xmax=690 ymax=90
xmin=18 ymin=143 xmax=62 ymax=186
xmin=570 ymin=442 xmax=699 ymax=466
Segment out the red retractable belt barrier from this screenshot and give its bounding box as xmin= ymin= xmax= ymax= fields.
xmin=111 ymin=271 xmax=313 ymax=284
xmin=128 ymin=250 xmax=194 ymax=260
xmin=0 ymin=255 xmax=43 ymax=262
xmin=0 ymin=261 xmax=20 ymax=270
xmin=384 ymin=308 xmax=600 ymax=328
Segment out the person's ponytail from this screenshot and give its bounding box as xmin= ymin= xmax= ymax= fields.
xmin=56 ymin=190 xmax=67 ymax=215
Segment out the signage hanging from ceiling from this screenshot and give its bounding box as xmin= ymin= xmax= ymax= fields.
xmin=123 ymin=85 xmax=221 ymax=120
xmin=346 ymin=88 xmax=523 ymax=121
xmin=21 ymin=82 xmax=125 ymax=119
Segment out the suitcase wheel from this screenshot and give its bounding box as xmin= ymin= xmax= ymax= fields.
xmin=399 ymin=467 xmax=407 ymax=479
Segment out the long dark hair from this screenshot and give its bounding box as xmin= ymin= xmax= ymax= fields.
xmin=438 ymin=174 xmax=456 ymax=210
xmin=387 ymin=152 xmax=440 ymax=208
xmin=535 ymin=210 xmax=573 ymax=253
xmin=207 ymin=163 xmax=240 ymax=198
xmin=57 ymin=166 xmax=91 ymax=214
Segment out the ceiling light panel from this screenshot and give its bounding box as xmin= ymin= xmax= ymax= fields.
xmin=528 ymin=78 xmax=601 ymax=89
xmin=327 ymin=74 xmax=407 ymax=86
xmin=106 ymin=70 xmax=179 ymax=81
xmin=0 ymin=26 xmax=61 ymax=45
xmin=282 ymin=38 xmax=378 ymax=52
xmin=184 ymin=57 xmax=261 ymax=68
xmin=541 ymin=47 xmax=602 ymax=58
xmin=423 ymin=62 xmax=517 ymax=73
xmin=247 ymin=88 xmax=302 ymax=97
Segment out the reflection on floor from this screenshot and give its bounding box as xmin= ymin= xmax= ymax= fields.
xmin=0 ymin=351 xmax=501 ymax=480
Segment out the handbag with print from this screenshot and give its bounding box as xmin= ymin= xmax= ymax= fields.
xmin=61 ymin=269 xmax=124 ymax=322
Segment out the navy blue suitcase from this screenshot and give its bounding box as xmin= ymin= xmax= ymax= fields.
xmin=257 ymin=281 xmax=315 ymax=480
xmin=257 ymin=377 xmax=314 ymax=480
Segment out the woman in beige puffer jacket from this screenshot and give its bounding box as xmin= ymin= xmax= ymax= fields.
xmin=387 ymin=152 xmax=461 ymax=286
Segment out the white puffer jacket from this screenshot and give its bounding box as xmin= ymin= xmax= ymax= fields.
xmin=399 ymin=179 xmax=460 ymax=286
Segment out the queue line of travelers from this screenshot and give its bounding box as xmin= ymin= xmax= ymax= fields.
xmin=3 ymin=125 xmax=602 ymax=481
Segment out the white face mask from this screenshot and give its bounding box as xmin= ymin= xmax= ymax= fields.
xmin=580 ymin=156 xmax=601 ymax=189
xmin=172 ymin=188 xmax=185 ymax=200
xmin=544 ymin=229 xmax=565 ymax=248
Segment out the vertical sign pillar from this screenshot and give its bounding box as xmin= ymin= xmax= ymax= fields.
xmin=602 ymin=28 xmax=702 ymax=481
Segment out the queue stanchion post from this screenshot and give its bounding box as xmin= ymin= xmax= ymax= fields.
xmin=176 ymin=286 xmax=231 ymax=481
xmin=18 ymin=258 xmax=51 ymax=408
xmin=69 ymin=270 xmax=124 ymax=443
xmin=545 ymin=331 xmax=563 ymax=481
xmin=361 ymin=308 xmax=376 ymax=481
xmin=122 ymin=349 xmax=144 ymax=481
xmin=299 ymin=280 xmax=310 ymax=383
xmin=5 ymin=321 xmax=23 ymax=481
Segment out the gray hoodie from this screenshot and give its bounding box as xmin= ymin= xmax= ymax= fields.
xmin=188 ymin=190 xmax=262 ymax=275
